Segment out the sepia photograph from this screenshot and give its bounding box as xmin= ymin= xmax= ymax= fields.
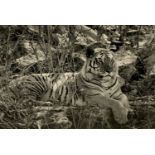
xmin=1 ymin=0 xmax=155 ymax=155
xmin=0 ymin=25 xmax=155 ymax=129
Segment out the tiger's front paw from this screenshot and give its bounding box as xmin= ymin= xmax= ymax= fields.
xmin=112 ymin=106 xmax=129 ymax=124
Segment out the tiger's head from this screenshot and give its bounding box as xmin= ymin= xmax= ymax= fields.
xmin=79 ymin=42 xmax=118 ymax=83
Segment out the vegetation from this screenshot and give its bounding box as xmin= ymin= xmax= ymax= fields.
xmin=0 ymin=25 xmax=155 ymax=129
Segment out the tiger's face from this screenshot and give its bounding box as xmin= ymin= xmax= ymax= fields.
xmin=82 ymin=45 xmax=118 ymax=82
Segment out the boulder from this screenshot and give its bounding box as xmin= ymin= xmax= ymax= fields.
xmin=115 ymin=50 xmax=137 ymax=81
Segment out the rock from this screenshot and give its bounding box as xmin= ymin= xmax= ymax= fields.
xmin=115 ymin=50 xmax=137 ymax=67
xmin=119 ymin=64 xmax=137 ymax=82
xmin=15 ymin=41 xmax=49 ymax=68
xmin=115 ymin=50 xmax=137 ymax=81
xmin=138 ymin=34 xmax=155 ymax=76
xmin=143 ymin=52 xmax=155 ymax=76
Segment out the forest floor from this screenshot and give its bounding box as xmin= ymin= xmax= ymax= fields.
xmin=0 ymin=25 xmax=155 ymax=129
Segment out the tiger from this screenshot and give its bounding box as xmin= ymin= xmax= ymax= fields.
xmin=0 ymin=42 xmax=131 ymax=126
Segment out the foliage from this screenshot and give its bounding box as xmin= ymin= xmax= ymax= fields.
xmin=0 ymin=25 xmax=155 ymax=129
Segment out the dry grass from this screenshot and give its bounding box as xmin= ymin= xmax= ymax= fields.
xmin=0 ymin=25 xmax=155 ymax=129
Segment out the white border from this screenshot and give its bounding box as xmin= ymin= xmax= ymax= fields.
xmin=0 ymin=130 xmax=155 ymax=155
xmin=0 ymin=0 xmax=155 ymax=24
xmin=0 ymin=0 xmax=155 ymax=155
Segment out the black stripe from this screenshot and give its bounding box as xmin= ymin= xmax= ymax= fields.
xmin=31 ymin=75 xmax=47 ymax=93
xmin=51 ymin=74 xmax=60 ymax=84
xmin=25 ymin=81 xmax=42 ymax=94
xmin=49 ymin=87 xmax=53 ymax=100
xmin=81 ymin=77 xmax=104 ymax=89
xmin=58 ymin=86 xmax=64 ymax=101
xmin=38 ymin=75 xmax=48 ymax=92
xmin=107 ymin=78 xmax=117 ymax=89
xmin=25 ymin=76 xmax=43 ymax=93
xmin=61 ymin=85 xmax=66 ymax=102
xmin=26 ymin=86 xmax=41 ymax=98
xmin=110 ymin=85 xmax=121 ymax=98
xmin=64 ymin=86 xmax=68 ymax=103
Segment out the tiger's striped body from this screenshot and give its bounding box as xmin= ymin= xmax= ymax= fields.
xmin=0 ymin=73 xmax=80 ymax=105
xmin=0 ymin=42 xmax=131 ymax=124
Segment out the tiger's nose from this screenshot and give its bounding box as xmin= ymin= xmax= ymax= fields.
xmin=106 ymin=69 xmax=111 ymax=73
xmin=98 ymin=75 xmax=104 ymax=78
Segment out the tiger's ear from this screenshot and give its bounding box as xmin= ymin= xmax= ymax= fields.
xmin=86 ymin=42 xmax=107 ymax=58
xmin=86 ymin=47 xmax=95 ymax=58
